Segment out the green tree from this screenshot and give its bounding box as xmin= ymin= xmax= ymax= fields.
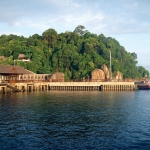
xmin=42 ymin=28 xmax=58 ymax=49
xmin=74 ymin=25 xmax=86 ymax=36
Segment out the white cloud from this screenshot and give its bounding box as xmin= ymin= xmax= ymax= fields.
xmin=14 ymin=22 xmax=21 ymax=27
xmin=0 ymin=0 xmax=150 ymax=68
xmin=0 ymin=0 xmax=150 ymax=35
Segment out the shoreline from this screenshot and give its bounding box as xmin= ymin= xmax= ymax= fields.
xmin=0 ymin=81 xmax=137 ymax=94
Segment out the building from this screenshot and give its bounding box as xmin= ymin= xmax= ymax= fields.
xmin=0 ymin=65 xmax=34 ymax=83
xmin=0 ymin=56 xmax=6 ymax=61
xmin=18 ymin=54 xmax=30 ymax=61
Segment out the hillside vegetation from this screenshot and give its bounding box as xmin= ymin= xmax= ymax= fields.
xmin=0 ymin=25 xmax=149 ymax=79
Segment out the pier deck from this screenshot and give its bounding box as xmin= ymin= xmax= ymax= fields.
xmin=0 ymin=81 xmax=137 ymax=93
xmin=49 ymin=82 xmax=136 ymax=91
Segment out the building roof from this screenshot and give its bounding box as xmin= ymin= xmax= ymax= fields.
xmin=18 ymin=54 xmax=26 ymax=59
xmin=0 ymin=56 xmax=6 ymax=61
xmin=0 ymin=65 xmax=34 ymax=75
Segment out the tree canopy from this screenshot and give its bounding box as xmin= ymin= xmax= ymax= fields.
xmin=0 ymin=25 xmax=149 ymax=79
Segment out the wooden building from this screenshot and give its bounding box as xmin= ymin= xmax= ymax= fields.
xmin=0 ymin=65 xmax=34 ymax=83
xmin=18 ymin=54 xmax=30 ymax=61
xmin=0 ymin=56 xmax=6 ymax=61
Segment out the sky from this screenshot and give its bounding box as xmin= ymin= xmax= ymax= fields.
xmin=0 ymin=0 xmax=150 ymax=71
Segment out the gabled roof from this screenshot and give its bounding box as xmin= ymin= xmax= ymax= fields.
xmin=0 ymin=65 xmax=34 ymax=75
xmin=18 ymin=54 xmax=26 ymax=59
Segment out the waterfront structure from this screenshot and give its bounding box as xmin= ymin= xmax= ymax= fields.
xmin=0 ymin=65 xmax=34 ymax=93
xmin=0 ymin=65 xmax=34 ymax=83
xmin=48 ymin=81 xmax=136 ymax=91
xmin=0 ymin=65 xmax=137 ymax=93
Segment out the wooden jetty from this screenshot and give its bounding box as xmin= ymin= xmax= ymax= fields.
xmin=49 ymin=81 xmax=136 ymax=91
xmin=0 ymin=81 xmax=137 ymax=94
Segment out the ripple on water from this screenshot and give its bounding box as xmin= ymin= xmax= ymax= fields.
xmin=1 ymin=91 xmax=150 ymax=149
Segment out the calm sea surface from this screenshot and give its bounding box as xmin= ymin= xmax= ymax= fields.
xmin=0 ymin=90 xmax=150 ymax=150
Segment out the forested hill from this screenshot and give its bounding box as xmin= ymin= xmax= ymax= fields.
xmin=0 ymin=25 xmax=149 ymax=79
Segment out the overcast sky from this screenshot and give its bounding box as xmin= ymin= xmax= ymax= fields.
xmin=0 ymin=0 xmax=150 ymax=71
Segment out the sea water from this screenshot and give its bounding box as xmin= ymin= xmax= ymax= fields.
xmin=0 ymin=90 xmax=150 ymax=150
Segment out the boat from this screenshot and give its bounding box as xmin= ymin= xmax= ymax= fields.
xmin=137 ymin=80 xmax=150 ymax=90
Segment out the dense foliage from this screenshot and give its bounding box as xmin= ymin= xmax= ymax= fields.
xmin=0 ymin=25 xmax=149 ymax=79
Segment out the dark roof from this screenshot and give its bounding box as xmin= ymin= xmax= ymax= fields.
xmin=0 ymin=65 xmax=34 ymax=75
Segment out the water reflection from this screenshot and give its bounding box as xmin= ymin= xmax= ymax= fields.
xmin=0 ymin=91 xmax=150 ymax=149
